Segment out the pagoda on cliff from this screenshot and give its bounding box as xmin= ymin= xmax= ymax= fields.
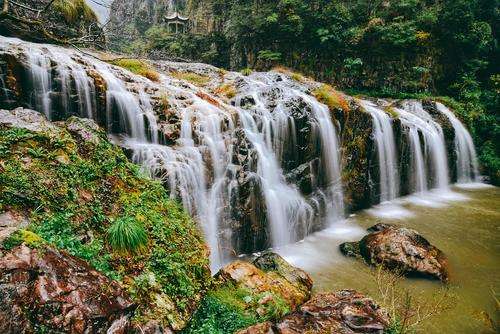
xmin=164 ymin=11 xmax=190 ymax=34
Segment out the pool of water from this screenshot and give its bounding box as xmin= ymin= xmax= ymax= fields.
xmin=274 ymin=184 xmax=500 ymax=333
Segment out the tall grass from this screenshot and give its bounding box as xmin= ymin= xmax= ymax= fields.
xmin=107 ymin=217 xmax=148 ymax=254
xmin=52 ymin=0 xmax=97 ymax=23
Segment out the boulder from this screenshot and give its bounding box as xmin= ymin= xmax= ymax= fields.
xmin=340 ymin=223 xmax=449 ymax=282
xmin=275 ymin=290 xmax=390 ymax=334
xmin=253 ymin=252 xmax=313 ymax=299
xmin=0 ymin=245 xmax=134 ymax=333
xmin=216 ymin=254 xmax=311 ymax=311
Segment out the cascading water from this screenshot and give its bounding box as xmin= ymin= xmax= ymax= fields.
xmin=360 ymin=100 xmax=399 ymax=202
xmin=398 ymin=101 xmax=450 ymax=192
xmin=234 ymin=72 xmax=344 ymax=245
xmin=436 ymin=102 xmax=479 ymax=183
xmin=0 ymin=36 xmax=483 ymax=272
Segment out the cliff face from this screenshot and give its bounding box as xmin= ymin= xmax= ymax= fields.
xmin=106 ymin=0 xmax=213 ymax=51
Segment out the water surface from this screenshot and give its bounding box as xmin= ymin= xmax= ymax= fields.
xmin=276 ymin=185 xmax=500 ymax=333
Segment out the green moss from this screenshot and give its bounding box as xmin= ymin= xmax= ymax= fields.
xmin=183 ymin=283 xmax=291 ymax=334
xmin=215 ymin=83 xmax=237 ymax=99
xmin=0 ymin=116 xmax=211 ymax=328
xmin=3 ymin=229 xmax=44 ymax=250
xmin=385 ymin=106 xmax=399 ymax=119
xmin=313 ymin=84 xmax=350 ymax=111
xmin=172 ymin=72 xmax=210 ymax=86
xmin=110 ymin=59 xmax=160 ymax=82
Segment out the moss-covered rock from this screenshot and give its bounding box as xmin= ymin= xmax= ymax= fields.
xmin=0 ymin=108 xmax=211 ymax=330
xmin=183 ymin=253 xmax=312 ymax=334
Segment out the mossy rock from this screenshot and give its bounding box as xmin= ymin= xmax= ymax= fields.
xmin=0 ymin=108 xmax=211 ymax=330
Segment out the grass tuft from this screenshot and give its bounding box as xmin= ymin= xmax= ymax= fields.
xmin=108 ymin=217 xmax=148 ymax=254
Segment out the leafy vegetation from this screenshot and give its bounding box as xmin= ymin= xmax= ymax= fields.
xmin=52 ymin=0 xmax=97 ymax=23
xmin=0 ymin=117 xmax=211 ymax=328
xmin=182 ymin=284 xmax=290 ymax=334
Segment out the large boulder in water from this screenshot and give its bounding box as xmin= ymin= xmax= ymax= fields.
xmin=0 ymin=244 xmax=134 ymax=333
xmin=340 ymin=223 xmax=449 ymax=282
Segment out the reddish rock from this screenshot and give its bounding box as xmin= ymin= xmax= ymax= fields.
xmin=237 ymin=321 xmax=274 ymax=334
xmin=216 ymin=253 xmax=312 ymax=311
xmin=340 ymin=223 xmax=449 ymax=282
xmin=275 ymin=290 xmax=390 ymax=334
xmin=0 ymin=245 xmax=134 ymax=334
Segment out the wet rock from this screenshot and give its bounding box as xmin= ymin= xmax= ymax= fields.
xmin=275 ymin=290 xmax=390 ymax=334
xmin=0 ymin=245 xmax=134 ymax=333
xmin=237 ymin=321 xmax=274 ymax=334
xmin=216 ymin=254 xmax=311 ymax=311
xmin=339 ymin=241 xmax=361 ymax=258
xmin=0 ymin=211 xmax=29 ymax=244
xmin=0 ymin=107 xmax=57 ymax=133
xmin=253 ymin=252 xmax=313 ymax=299
xmin=340 ymin=224 xmax=449 ymax=282
xmin=64 ymin=117 xmax=102 ymax=145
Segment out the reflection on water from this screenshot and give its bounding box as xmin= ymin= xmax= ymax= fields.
xmin=274 ymin=185 xmax=500 ymax=333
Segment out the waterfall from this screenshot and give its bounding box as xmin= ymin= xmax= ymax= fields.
xmin=360 ymin=100 xmax=399 ymax=202
xmin=436 ymin=102 xmax=479 ymax=183
xmin=398 ymin=101 xmax=449 ymax=192
xmin=1 ymin=36 xmax=484 ymax=271
xmin=26 ymin=50 xmax=52 ymax=119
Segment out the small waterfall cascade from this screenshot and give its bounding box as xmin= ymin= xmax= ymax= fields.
xmin=0 ymin=37 xmax=156 ymax=143
xmin=233 ymin=72 xmax=344 ymax=245
xmin=436 ymin=102 xmax=479 ymax=183
xmin=398 ymin=101 xmax=450 ymax=192
xmin=360 ymin=100 xmax=399 ymax=202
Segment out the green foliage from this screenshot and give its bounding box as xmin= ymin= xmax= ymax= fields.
xmin=52 ymin=0 xmax=97 ymax=23
xmin=181 ymin=294 xmax=256 ymax=334
xmin=183 ymin=284 xmax=291 ymax=334
xmin=240 ymin=68 xmax=253 ymax=76
xmin=0 ymin=118 xmax=211 ymax=327
xmin=107 ymin=217 xmax=148 ymax=254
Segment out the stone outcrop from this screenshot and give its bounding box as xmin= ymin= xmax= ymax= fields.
xmin=238 ymin=290 xmax=390 ymax=334
xmin=0 ymin=244 xmax=134 ymax=333
xmin=216 ymin=252 xmax=313 ymax=312
xmin=276 ymin=290 xmax=390 ymax=334
xmin=340 ymin=224 xmax=450 ymax=282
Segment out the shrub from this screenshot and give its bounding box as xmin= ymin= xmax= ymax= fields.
xmin=240 ymin=68 xmax=253 ymax=76
xmin=107 ymin=217 xmax=148 ymax=254
xmin=52 ymin=0 xmax=97 ymax=23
